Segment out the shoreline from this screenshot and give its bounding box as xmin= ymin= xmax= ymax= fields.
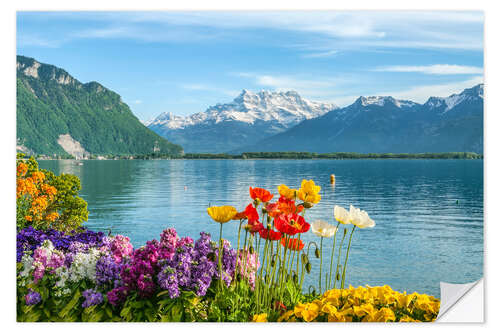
xmin=29 ymin=152 xmax=483 ymax=161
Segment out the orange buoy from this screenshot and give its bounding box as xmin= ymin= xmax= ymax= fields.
xmin=330 ymin=174 xmax=335 ymax=184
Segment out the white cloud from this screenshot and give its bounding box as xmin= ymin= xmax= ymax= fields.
xmin=302 ymin=50 xmax=338 ymax=58
xmin=374 ymin=64 xmax=483 ymax=75
xmin=17 ymin=34 xmax=61 ymax=48
xmin=20 ymin=11 xmax=483 ymax=51
xmin=375 ymin=76 xmax=483 ymax=103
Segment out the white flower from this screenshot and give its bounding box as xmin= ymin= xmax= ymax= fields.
xmin=54 ymin=266 xmax=69 ymax=289
xmin=311 ymin=220 xmax=338 ymax=238
xmin=349 ymin=205 xmax=375 ymax=229
xmin=19 ymin=254 xmax=34 ymax=278
xmin=334 ymin=205 xmax=351 ymax=225
xmin=69 ymin=248 xmax=102 ymax=283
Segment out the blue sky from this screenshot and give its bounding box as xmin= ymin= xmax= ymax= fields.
xmin=17 ymin=11 xmax=484 ymax=121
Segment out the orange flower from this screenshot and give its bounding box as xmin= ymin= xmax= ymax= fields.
xmin=267 ymin=197 xmax=303 ymax=218
xmin=249 ymin=187 xmax=274 ymax=203
xmin=281 ymin=237 xmax=304 ymax=251
xmin=25 ymin=215 xmax=33 ymax=222
xmin=232 ymin=211 xmax=247 ymax=220
xmin=41 ymin=184 xmax=57 ymax=197
xmin=17 ymin=163 xmax=28 ymax=177
xmin=45 ymin=212 xmax=59 ymax=222
xmin=30 ymin=171 xmax=45 ymax=184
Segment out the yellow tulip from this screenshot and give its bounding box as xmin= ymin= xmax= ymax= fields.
xmin=298 ymin=179 xmax=321 ymax=204
xmin=207 ymin=205 xmax=238 ymax=223
xmin=277 ymin=184 xmax=297 ymax=200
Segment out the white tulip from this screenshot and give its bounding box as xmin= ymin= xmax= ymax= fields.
xmin=349 ymin=204 xmax=375 ymax=229
xmin=334 ymin=205 xmax=351 ymax=225
xmin=311 ymin=220 xmax=338 ymax=238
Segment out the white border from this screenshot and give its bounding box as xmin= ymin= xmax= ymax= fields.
xmin=1 ymin=1 xmax=497 ymax=332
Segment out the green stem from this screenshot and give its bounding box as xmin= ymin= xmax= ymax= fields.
xmin=334 ymin=228 xmax=347 ymax=289
xmin=341 ymin=226 xmax=356 ymax=289
xmin=319 ymin=236 xmax=323 ymax=294
xmin=328 ymin=222 xmax=341 ymax=290
xmin=218 ymin=222 xmax=224 ymax=291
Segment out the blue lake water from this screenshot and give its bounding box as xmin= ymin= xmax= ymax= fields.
xmin=39 ymin=159 xmax=483 ymax=297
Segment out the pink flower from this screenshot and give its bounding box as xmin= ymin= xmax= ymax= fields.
xmin=110 ymin=235 xmax=133 ymax=263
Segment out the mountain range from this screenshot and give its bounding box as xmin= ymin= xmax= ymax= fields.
xmin=16 ymin=55 xmax=483 ymax=157
xmin=146 ymin=90 xmax=337 ymax=153
xmin=148 ymin=85 xmax=483 ymax=154
xmin=17 ymin=55 xmax=183 ymax=157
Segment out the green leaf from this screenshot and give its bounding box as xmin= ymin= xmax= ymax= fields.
xmin=59 ymin=290 xmax=80 ymax=318
xmin=105 ymin=305 xmax=113 ymax=318
xmin=120 ymin=306 xmax=131 ymax=319
xmin=170 ymin=303 xmax=183 ymax=322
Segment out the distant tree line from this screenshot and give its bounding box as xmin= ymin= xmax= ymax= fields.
xmin=25 ymin=151 xmax=483 ymax=160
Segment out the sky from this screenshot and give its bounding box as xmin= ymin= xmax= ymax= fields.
xmin=17 ymin=11 xmax=484 ymax=121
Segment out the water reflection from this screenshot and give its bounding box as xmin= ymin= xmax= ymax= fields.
xmin=39 ymin=159 xmax=483 ymax=297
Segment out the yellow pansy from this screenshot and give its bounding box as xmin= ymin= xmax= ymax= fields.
xmin=298 ymin=179 xmax=321 ymax=204
xmin=328 ymin=312 xmax=350 ymax=322
xmin=252 ymin=313 xmax=268 ymax=322
xmin=373 ymin=307 xmax=396 ymax=322
xmin=294 ymin=300 xmax=321 ymax=322
xmin=353 ymin=304 xmax=370 ymax=318
xmin=278 ymin=184 xmax=297 ymax=200
xmin=321 ymin=303 xmax=338 ymax=316
xmin=399 ymin=315 xmax=419 ymax=322
xmin=206 ymin=205 xmax=238 ymax=223
xmin=277 ymin=310 xmax=294 ymax=322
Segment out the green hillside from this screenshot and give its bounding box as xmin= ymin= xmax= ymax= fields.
xmin=16 ymin=55 xmax=183 ymax=157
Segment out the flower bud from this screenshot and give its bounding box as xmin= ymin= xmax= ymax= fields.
xmin=305 ymin=262 xmax=312 ymax=274
xmin=343 ymin=229 xmax=347 ymax=236
xmin=271 ymin=259 xmax=276 ymax=267
xmin=314 ymin=248 xmax=320 ymax=258
xmin=301 ymin=253 xmax=309 ymax=264
xmin=293 ymin=273 xmax=298 ymax=284
xmin=303 ymin=202 xmax=313 ymax=209
xmin=249 ymin=246 xmax=254 ymax=254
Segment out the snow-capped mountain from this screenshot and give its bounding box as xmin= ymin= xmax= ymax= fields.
xmin=236 ymin=84 xmax=484 ymax=154
xmin=424 ymin=84 xmax=484 ymax=112
xmin=356 ymin=95 xmax=419 ymax=109
xmin=147 ymin=90 xmax=337 ymax=153
xmin=147 ymin=89 xmax=336 ymax=128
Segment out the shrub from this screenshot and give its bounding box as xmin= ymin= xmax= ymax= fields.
xmin=16 ymin=153 xmax=88 ymax=232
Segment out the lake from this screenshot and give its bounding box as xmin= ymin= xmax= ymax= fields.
xmin=38 ymin=159 xmax=484 ymax=297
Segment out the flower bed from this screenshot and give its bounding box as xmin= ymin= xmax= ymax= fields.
xmin=16 ymin=156 xmax=440 ymax=322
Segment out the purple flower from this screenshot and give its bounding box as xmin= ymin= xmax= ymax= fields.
xmin=82 ymin=289 xmax=103 ymax=308
xmin=159 ymin=228 xmax=178 ymax=260
xmin=96 ymin=255 xmax=122 ymax=288
xmin=107 ymin=286 xmax=128 ymax=307
xmin=158 ymin=266 xmax=180 ymax=298
xmin=25 ymin=290 xmax=41 ymax=306
xmin=137 ymin=273 xmax=156 ymax=298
